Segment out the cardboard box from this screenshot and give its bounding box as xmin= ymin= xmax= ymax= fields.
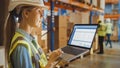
xmin=97 ymin=0 xmax=100 ymax=8
xmin=69 ymin=11 xmax=90 ymax=24
xmin=90 ymin=34 xmax=98 ymax=54
xmin=80 ymin=12 xmax=90 ymax=24
xmin=67 ymin=22 xmax=74 ymax=37
xmin=92 ymin=0 xmax=98 ymax=7
xmin=111 ymin=26 xmax=118 ymax=41
xmin=69 ymin=12 xmax=82 ymax=24
xmin=84 ymin=0 xmax=90 ymax=3
xmin=47 ymin=16 xmax=68 ymax=50
xmin=92 ymin=15 xmax=99 ymax=24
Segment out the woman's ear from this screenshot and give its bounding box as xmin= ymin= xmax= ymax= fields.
xmin=22 ymin=9 xmax=29 ymax=19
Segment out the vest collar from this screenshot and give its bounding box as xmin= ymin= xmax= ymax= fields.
xmin=16 ymin=28 xmax=33 ymax=42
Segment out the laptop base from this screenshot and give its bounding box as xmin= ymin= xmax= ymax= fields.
xmin=56 ymin=51 xmax=89 ymax=68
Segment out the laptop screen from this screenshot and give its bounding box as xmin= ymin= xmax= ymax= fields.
xmin=68 ymin=24 xmax=98 ymax=49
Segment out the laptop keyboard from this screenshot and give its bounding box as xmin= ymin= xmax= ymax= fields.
xmin=62 ymin=46 xmax=87 ymax=55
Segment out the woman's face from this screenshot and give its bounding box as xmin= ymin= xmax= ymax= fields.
xmin=26 ymin=7 xmax=43 ymax=28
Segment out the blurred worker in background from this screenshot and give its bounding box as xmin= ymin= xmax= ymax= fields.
xmin=105 ymin=18 xmax=113 ymax=48
xmin=97 ymin=20 xmax=107 ymax=54
xmin=4 ymin=0 xmax=62 ymax=68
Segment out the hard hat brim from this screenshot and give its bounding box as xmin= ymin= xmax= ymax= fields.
xmin=9 ymin=1 xmax=48 ymax=12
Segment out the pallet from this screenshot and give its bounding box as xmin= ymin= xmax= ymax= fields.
xmin=55 ymin=51 xmax=89 ymax=68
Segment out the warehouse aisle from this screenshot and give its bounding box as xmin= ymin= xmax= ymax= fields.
xmin=66 ymin=41 xmax=120 ymax=68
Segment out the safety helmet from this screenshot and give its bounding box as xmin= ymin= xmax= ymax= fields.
xmin=8 ymin=0 xmax=47 ymax=12
xmin=106 ymin=18 xmax=111 ymax=23
xmin=97 ymin=19 xmax=101 ymax=23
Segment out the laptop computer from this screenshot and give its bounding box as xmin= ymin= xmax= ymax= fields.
xmin=59 ymin=24 xmax=98 ymax=62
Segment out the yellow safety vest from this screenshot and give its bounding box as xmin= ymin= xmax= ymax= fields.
xmin=106 ymin=22 xmax=113 ymax=34
xmin=97 ymin=22 xmax=107 ymax=36
xmin=9 ymin=32 xmax=47 ymax=68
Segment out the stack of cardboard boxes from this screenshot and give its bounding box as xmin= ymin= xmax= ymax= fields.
xmin=67 ymin=22 xmax=74 ymax=39
xmin=92 ymin=15 xmax=99 ymax=24
xmin=54 ymin=16 xmax=67 ymax=49
xmin=69 ymin=11 xmax=90 ymax=24
xmin=92 ymin=0 xmax=98 ymax=7
xmin=84 ymin=0 xmax=90 ymax=3
xmin=111 ymin=25 xmax=118 ymax=41
xmin=47 ymin=16 xmax=67 ymax=50
xmin=69 ymin=11 xmax=82 ymax=24
xmin=90 ymin=34 xmax=98 ymax=54
xmin=80 ymin=12 xmax=90 ymax=24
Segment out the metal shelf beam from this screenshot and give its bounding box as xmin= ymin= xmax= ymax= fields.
xmin=44 ymin=0 xmax=104 ymax=13
xmin=50 ymin=0 xmax=55 ymax=51
xmin=105 ymin=0 xmax=119 ymax=4
xmin=104 ymin=14 xmax=120 ymax=19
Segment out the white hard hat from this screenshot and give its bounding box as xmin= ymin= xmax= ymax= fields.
xmin=106 ymin=18 xmax=111 ymax=23
xmin=9 ymin=0 xmax=47 ymax=12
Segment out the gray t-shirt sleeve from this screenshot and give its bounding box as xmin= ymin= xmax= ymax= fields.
xmin=11 ymin=45 xmax=32 ymax=68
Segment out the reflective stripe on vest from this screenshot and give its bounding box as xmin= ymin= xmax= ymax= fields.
xmin=9 ymin=40 xmax=31 ymax=57
xmin=9 ymin=32 xmax=47 ymax=68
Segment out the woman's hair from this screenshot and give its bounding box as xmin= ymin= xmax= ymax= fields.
xmin=5 ymin=10 xmax=17 ymax=59
xmin=98 ymin=20 xmax=102 ymax=28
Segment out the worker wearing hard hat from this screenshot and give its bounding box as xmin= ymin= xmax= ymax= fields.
xmin=97 ymin=20 xmax=107 ymax=54
xmin=4 ymin=0 xmax=62 ymax=68
xmin=105 ymin=18 xmax=113 ymax=48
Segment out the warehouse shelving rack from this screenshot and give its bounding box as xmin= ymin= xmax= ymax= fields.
xmin=45 ymin=0 xmax=104 ymax=51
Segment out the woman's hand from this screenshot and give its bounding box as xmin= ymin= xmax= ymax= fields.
xmin=45 ymin=49 xmax=63 ymax=68
xmin=49 ymin=49 xmax=63 ymax=63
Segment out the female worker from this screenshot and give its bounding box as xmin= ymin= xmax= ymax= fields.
xmin=4 ymin=0 xmax=62 ymax=68
xmin=105 ymin=18 xmax=113 ymax=48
